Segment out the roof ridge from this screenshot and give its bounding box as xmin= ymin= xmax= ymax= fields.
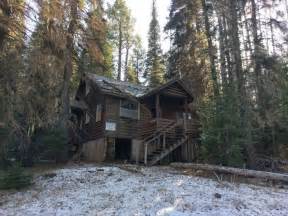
xmin=85 ymin=72 xmax=146 ymax=89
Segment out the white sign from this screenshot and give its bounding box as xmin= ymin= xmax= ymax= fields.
xmin=105 ymin=122 xmax=116 ymax=131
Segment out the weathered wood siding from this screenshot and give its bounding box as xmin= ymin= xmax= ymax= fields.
xmin=161 ymin=97 xmax=184 ymax=120
xmin=162 ymin=83 xmax=189 ymax=98
xmin=105 ymin=96 xmax=152 ymax=139
xmin=83 ymin=82 xmax=105 ymax=140
xmin=82 ymin=138 xmax=106 ymax=162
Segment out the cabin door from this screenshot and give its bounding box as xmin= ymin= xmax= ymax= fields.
xmin=115 ymin=138 xmax=132 ymax=161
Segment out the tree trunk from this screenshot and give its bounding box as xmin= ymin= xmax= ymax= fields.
xmin=218 ymin=15 xmax=228 ymax=88
xmin=124 ymin=45 xmax=130 ymax=81
xmin=229 ymin=0 xmax=245 ymax=96
xmin=243 ymin=8 xmax=253 ymax=59
xmin=62 ymin=0 xmax=78 ymax=125
xmin=251 ymin=0 xmax=265 ymax=118
xmin=222 ymin=14 xmax=233 ymax=84
xmin=171 ymin=163 xmax=288 ymax=183
xmin=202 ymin=0 xmax=219 ymax=97
xmin=117 ymin=22 xmax=123 ymax=81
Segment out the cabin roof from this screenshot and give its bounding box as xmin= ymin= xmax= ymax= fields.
xmin=85 ymin=73 xmax=193 ymax=101
xmin=139 ymin=79 xmax=194 ymax=102
xmin=86 ymin=73 xmax=147 ymax=98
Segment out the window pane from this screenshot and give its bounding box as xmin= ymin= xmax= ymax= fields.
xmin=120 ymin=100 xmax=139 ymax=119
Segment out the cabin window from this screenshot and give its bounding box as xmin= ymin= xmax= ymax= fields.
xmin=120 ymin=99 xmax=139 ymax=120
xmin=96 ymin=104 xmax=102 ymax=122
xmin=85 ymin=112 xmax=90 ymax=124
xmin=106 ymin=122 xmax=116 ymax=131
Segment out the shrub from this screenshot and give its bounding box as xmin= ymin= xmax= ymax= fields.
xmin=33 ymin=126 xmax=68 ymax=163
xmin=0 ymin=126 xmax=11 ymax=169
xmin=0 ymin=164 xmax=32 ymax=190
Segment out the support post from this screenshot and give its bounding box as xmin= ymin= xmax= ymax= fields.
xmin=184 ymin=98 xmax=188 ymax=131
xmin=144 ymin=143 xmax=148 ymax=165
xmin=156 ymin=94 xmax=161 ymax=127
xmin=163 ymin=133 xmax=166 ymax=149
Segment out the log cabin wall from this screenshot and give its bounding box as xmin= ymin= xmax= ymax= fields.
xmin=105 ymin=96 xmax=152 ymax=139
xmin=82 ymin=81 xmax=105 ymax=140
xmin=162 ymin=83 xmax=190 ymax=98
xmin=160 ymin=96 xmax=185 ymax=120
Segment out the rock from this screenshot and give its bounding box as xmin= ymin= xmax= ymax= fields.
xmin=214 ymin=193 xmax=222 ymax=199
xmin=42 ymin=173 xmax=57 ymax=179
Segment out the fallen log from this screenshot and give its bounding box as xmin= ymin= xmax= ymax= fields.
xmin=171 ymin=163 xmax=288 ymax=183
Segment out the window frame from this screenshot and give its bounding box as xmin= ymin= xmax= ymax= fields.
xmin=119 ymin=99 xmax=140 ymax=120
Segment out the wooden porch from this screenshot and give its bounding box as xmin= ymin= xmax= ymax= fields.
xmin=138 ymin=118 xmax=201 ymax=165
xmin=137 ymin=85 xmax=200 ymax=165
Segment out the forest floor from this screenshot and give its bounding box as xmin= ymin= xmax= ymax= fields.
xmin=0 ymin=164 xmax=288 ymax=216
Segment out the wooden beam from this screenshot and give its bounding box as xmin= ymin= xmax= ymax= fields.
xmin=171 ymin=163 xmax=288 ymax=183
xmin=184 ymin=98 xmax=188 ymax=131
xmin=144 ymin=143 xmax=148 ymax=165
xmin=156 ymin=94 xmax=161 ymax=119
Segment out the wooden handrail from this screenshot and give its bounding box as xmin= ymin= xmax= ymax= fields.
xmin=143 ymin=119 xmax=180 ymax=165
xmin=143 ymin=119 xmax=177 ymax=142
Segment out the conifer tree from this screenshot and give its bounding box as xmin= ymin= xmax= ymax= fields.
xmin=79 ymin=0 xmax=113 ymax=78
xmin=0 ymin=0 xmax=26 ymax=122
xmin=0 ymin=0 xmax=31 ymax=165
xmin=61 ymin=0 xmax=80 ymax=125
xmin=130 ymin=35 xmax=145 ymax=83
xmin=126 ymin=61 xmax=138 ymax=84
xmin=145 ymin=0 xmax=165 ymax=87
xmin=108 ymin=0 xmax=133 ymax=80
xmin=165 ymin=0 xmax=209 ymax=99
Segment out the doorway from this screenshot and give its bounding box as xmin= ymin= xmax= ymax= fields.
xmin=115 ymin=138 xmax=132 ymax=161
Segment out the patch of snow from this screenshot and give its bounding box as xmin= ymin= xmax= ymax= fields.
xmin=1 ymin=165 xmax=288 ymax=216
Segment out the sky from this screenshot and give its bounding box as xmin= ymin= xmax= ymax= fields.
xmin=107 ymin=0 xmax=171 ymax=52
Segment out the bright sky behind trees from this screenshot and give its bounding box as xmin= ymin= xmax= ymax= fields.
xmin=107 ymin=0 xmax=171 ymax=51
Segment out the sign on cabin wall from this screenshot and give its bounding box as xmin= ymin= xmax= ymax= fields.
xmin=105 ymin=122 xmax=116 ymax=131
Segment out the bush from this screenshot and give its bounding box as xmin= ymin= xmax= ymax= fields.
xmin=0 ymin=126 xmax=11 ymax=169
xmin=33 ymin=126 xmax=68 ymax=163
xmin=0 ymin=164 xmax=32 ymax=190
xmin=200 ymin=91 xmax=246 ymax=167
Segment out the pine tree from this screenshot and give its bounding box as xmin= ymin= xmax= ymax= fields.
xmin=26 ymin=0 xmax=66 ymax=129
xmin=0 ymin=163 xmax=32 ymax=189
xmin=165 ymin=0 xmax=210 ymax=99
xmin=126 ymin=60 xmax=138 ymax=84
xmin=145 ymin=0 xmax=165 ymax=87
xmin=61 ymin=0 xmax=81 ymax=126
xmin=0 ymin=0 xmax=26 ymax=121
xmin=79 ymin=0 xmax=113 ymax=78
xmin=108 ymin=0 xmax=133 ymax=80
xmin=130 ymin=35 xmax=145 ymax=83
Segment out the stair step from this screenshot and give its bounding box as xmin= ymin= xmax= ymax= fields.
xmin=153 ymin=149 xmax=163 ymax=153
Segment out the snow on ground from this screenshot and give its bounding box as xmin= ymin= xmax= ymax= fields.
xmin=1 ymin=165 xmax=288 ymax=216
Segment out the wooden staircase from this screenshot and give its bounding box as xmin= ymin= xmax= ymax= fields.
xmin=141 ymin=119 xmax=189 ymax=166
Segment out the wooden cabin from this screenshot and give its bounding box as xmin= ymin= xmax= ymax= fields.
xmin=71 ymin=73 xmax=200 ymax=165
